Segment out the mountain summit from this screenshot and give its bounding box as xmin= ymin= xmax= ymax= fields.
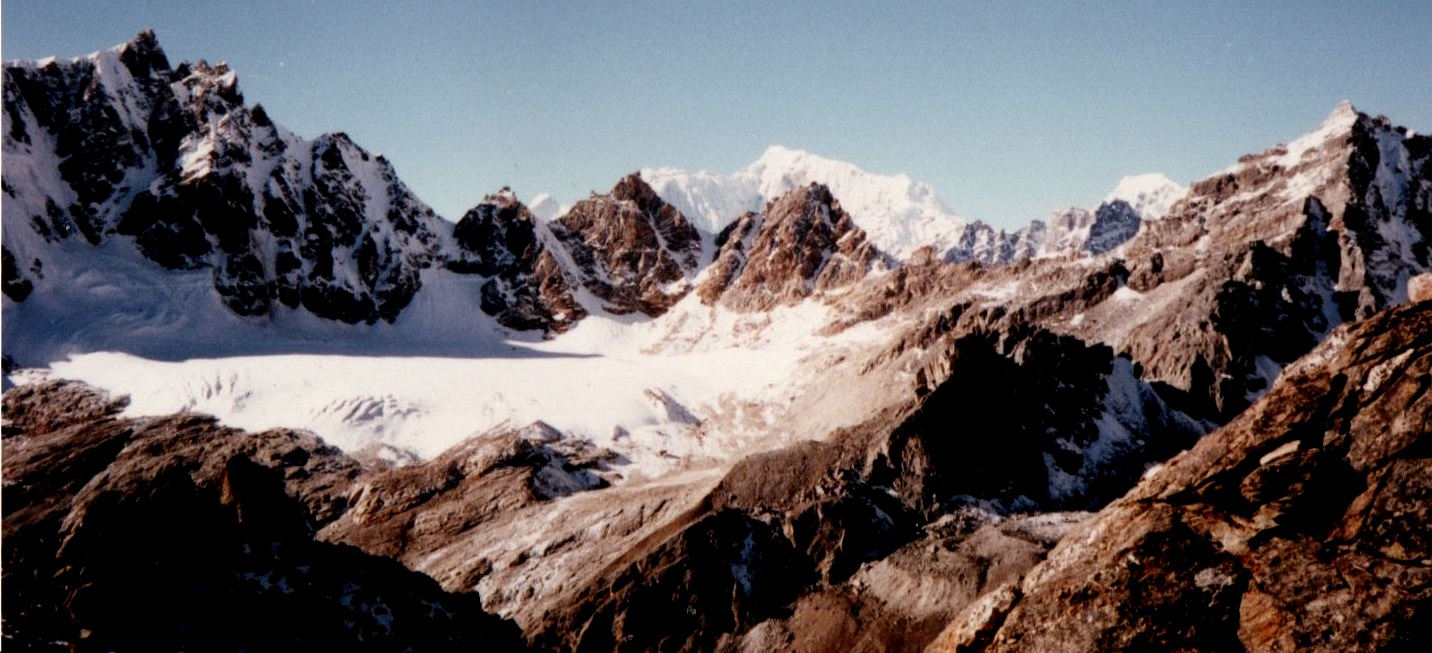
xmin=643 ymin=145 xmax=968 ymax=261
xmin=2 ymin=31 xmax=449 ymax=325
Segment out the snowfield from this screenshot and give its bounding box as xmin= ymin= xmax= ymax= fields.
xmin=7 ymin=234 xmax=896 ymax=479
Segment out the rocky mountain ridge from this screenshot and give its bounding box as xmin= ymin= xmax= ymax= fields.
xmin=2 ymin=32 xmax=911 ymax=338
xmin=644 ymin=146 xmax=1188 ymax=267
xmin=931 ymin=299 xmax=1432 ymax=652
xmin=3 ymin=31 xmax=451 ymax=324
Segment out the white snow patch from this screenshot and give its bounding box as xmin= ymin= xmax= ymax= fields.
xmin=10 ymin=235 xmax=892 ymax=481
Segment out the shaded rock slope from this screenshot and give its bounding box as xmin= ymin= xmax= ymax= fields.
xmin=1 ymin=380 xmax=528 ymax=652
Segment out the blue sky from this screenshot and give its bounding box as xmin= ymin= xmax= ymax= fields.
xmin=5 ymin=1 xmax=1430 ymax=228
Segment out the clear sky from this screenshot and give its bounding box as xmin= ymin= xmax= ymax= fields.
xmin=4 ymin=1 xmax=1430 ymax=228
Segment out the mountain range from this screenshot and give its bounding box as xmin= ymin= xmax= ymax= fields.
xmin=3 ymin=31 xmax=1429 ymax=652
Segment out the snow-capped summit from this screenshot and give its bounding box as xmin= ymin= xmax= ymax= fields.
xmin=2 ymin=30 xmax=450 ymax=326
xmin=1103 ymin=173 xmax=1186 ymax=220
xmin=643 ymin=146 xmax=966 ymax=261
xmin=526 ymin=193 xmax=564 ymax=222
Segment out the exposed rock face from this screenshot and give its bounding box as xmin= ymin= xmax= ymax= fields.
xmin=932 ymin=300 xmax=1432 ymax=652
xmin=1098 ymin=103 xmax=1432 ymax=422
xmin=532 ymin=436 xmax=918 ymax=652
xmin=3 ymin=31 xmax=449 ymax=324
xmin=1 ymin=244 xmax=34 ymax=300
xmin=447 ymin=189 xmax=586 ymax=331
xmin=871 ymin=325 xmax=1204 ymax=513
xmin=701 ymin=182 xmax=883 ymax=310
xmin=550 ymin=172 xmax=703 ymax=316
xmin=1 ymin=380 xmax=528 ymax=651
xmin=730 ymin=510 xmax=1086 ymax=653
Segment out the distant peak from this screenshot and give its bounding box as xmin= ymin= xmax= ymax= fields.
xmin=612 ymin=171 xmax=661 ymax=204
xmin=746 ymin=145 xmax=879 ymax=182
xmin=1327 ymin=99 xmax=1359 ymax=122
xmin=1310 ymin=100 xmax=1364 ymax=136
xmin=753 ymin=144 xmax=817 ymax=168
xmin=1103 ymin=173 xmax=1186 ymax=220
xmin=1104 ymin=173 xmax=1182 ymax=201
xmin=760 ymin=144 xmax=803 ymax=158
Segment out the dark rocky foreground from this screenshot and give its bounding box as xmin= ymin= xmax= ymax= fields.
xmin=928 ymin=300 xmax=1432 ymax=652
xmin=1 ymin=381 xmax=528 ymax=652
xmin=7 ymin=299 xmax=1426 ymax=652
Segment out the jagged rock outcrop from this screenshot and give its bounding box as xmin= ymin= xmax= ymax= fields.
xmin=700 ymin=182 xmax=883 ymax=310
xmin=1039 ymin=200 xmax=1143 ymax=258
xmin=447 ymin=188 xmax=586 ymax=331
xmin=3 ymin=31 xmax=449 ymax=324
xmin=1 ymin=380 xmax=528 ymax=651
xmin=869 ymin=325 xmax=1205 ymax=513
xmin=930 ymin=300 xmax=1432 ymax=652
xmin=549 ymin=172 xmax=702 ymax=316
xmin=943 ymin=220 xmax=1042 ymax=266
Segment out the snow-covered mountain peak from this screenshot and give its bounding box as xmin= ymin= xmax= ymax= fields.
xmin=1272 ymin=100 xmax=1362 ymax=167
xmin=1324 ymin=99 xmax=1360 ymax=130
xmin=13 ymin=28 xmax=165 ymax=73
xmin=642 ymin=146 xmax=965 ymax=261
xmin=741 ymin=145 xmax=940 ymax=214
xmin=527 ymin=193 xmax=564 ymax=221
xmin=1103 ymin=173 xmax=1186 ymax=220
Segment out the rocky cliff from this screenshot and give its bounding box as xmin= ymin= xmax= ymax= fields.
xmin=929 ymin=299 xmax=1432 ymax=652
